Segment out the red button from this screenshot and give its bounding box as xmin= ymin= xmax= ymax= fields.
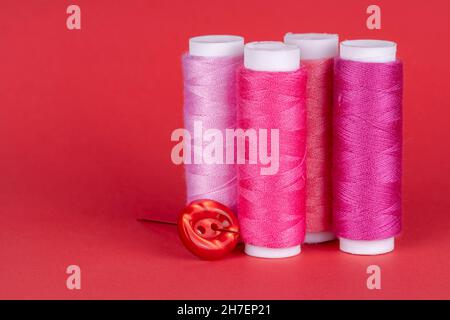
xmin=178 ymin=199 xmax=239 ymax=260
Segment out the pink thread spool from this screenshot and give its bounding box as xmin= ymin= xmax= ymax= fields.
xmin=241 ymin=41 xmax=303 ymax=258
xmin=184 ymin=35 xmax=244 ymax=209
xmin=337 ymin=39 xmax=398 ymax=255
xmin=284 ymin=33 xmax=338 ymax=244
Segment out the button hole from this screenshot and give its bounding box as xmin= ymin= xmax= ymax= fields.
xmin=197 ymin=226 xmax=206 ymax=234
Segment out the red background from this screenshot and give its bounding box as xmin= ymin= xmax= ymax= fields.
xmin=1 ymin=0 xmax=450 ymax=299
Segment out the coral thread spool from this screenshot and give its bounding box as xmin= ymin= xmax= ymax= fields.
xmin=284 ymin=33 xmax=338 ymax=244
xmin=240 ymin=42 xmax=304 ymax=258
xmin=336 ymin=39 xmax=399 ymax=255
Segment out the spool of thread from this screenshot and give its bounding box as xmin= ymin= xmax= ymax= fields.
xmin=238 ymin=42 xmax=307 ymax=258
xmin=333 ymin=40 xmax=403 ymax=255
xmin=284 ymin=33 xmax=338 ymax=244
xmin=182 ymin=35 xmax=244 ymax=212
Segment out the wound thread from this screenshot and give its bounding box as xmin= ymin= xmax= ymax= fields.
xmin=237 ymin=67 xmax=307 ymax=248
xmin=182 ymin=54 xmax=242 ymax=212
xmin=303 ymin=59 xmax=334 ymax=233
xmin=332 ymin=58 xmax=403 ymax=240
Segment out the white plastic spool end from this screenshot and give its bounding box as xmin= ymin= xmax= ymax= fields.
xmin=189 ymin=35 xmax=244 ymax=57
xmin=245 ymin=244 xmax=301 ymax=259
xmin=243 ymin=41 xmax=301 ymax=258
xmin=284 ymin=33 xmax=339 ymax=60
xmin=244 ymin=41 xmax=300 ymax=72
xmin=340 ymin=238 xmax=394 ymax=255
xmin=304 ymin=231 xmax=336 ymax=244
xmin=340 ymin=39 xmax=396 ymax=63
xmin=338 ymin=39 xmax=397 ymax=255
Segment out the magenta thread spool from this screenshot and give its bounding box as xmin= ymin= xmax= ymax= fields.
xmin=284 ymin=33 xmax=338 ymax=244
xmin=333 ymin=40 xmax=402 ymax=255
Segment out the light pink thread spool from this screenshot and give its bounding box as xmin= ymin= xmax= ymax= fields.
xmin=184 ymin=35 xmax=244 ymax=210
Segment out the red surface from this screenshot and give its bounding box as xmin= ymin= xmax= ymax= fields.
xmin=1 ymin=0 xmax=450 ymax=299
